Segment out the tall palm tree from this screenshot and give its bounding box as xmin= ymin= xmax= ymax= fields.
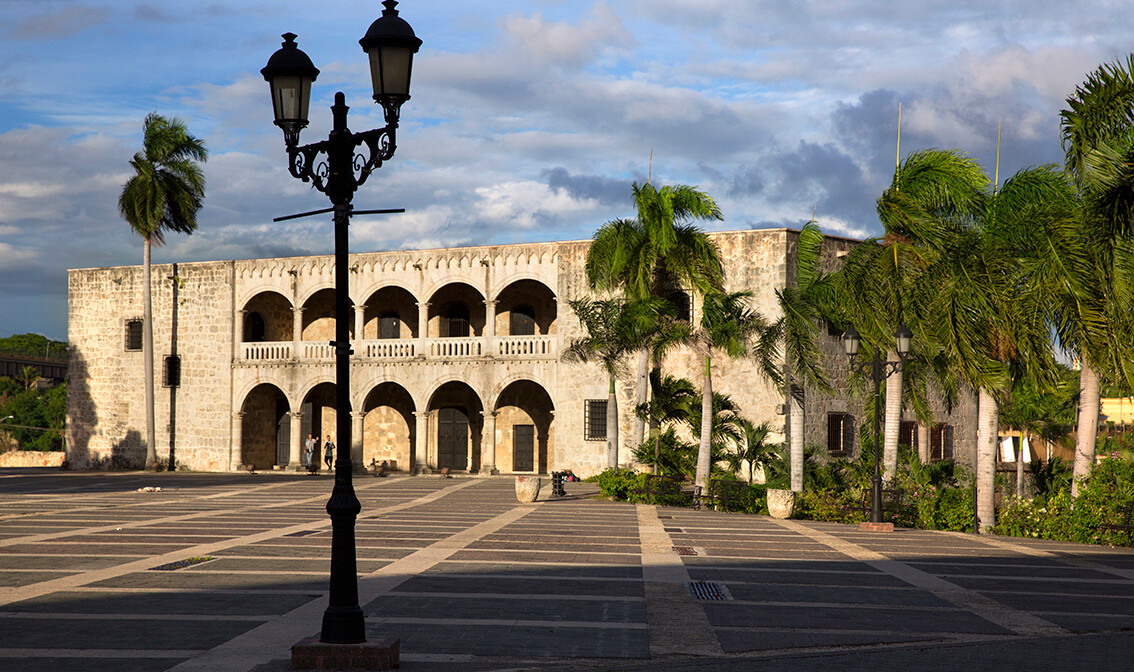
xmin=693 ymin=290 xmax=780 ymax=489
xmin=586 ymin=182 xmax=724 ymax=450
xmin=1060 ymin=55 xmax=1134 ymax=496
xmin=119 ymin=113 xmax=207 ymax=469
xmin=563 ymin=297 xmax=653 ymax=468
xmin=775 ymin=222 xmax=836 ymax=491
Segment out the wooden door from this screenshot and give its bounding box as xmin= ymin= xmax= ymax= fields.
xmin=513 ymin=424 xmax=534 ymax=472
xmin=437 ymin=407 xmax=469 ymax=470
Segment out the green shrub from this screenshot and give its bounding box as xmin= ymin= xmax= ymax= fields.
xmin=594 ymin=469 xmax=638 ymax=501
xmin=796 ymin=488 xmax=867 ymax=525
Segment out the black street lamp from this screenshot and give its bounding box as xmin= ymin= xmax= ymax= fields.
xmin=261 ymin=0 xmax=420 ymax=647
xmin=842 ymin=324 xmax=912 ymax=524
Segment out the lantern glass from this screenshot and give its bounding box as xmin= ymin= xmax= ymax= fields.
xmin=368 ymin=45 xmax=413 ymax=101
xmin=895 ymin=324 xmax=913 ymax=356
xmin=842 ymin=327 xmax=861 ymax=358
xmin=271 ymin=75 xmax=311 ymax=125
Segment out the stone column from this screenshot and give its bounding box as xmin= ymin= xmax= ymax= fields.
xmin=354 ymin=304 xmax=365 ymax=345
xmin=484 ymin=299 xmax=497 ymax=356
xmin=414 ymin=410 xmax=429 ymax=474
xmin=292 ymin=306 xmax=304 ymax=359
xmin=231 ymin=411 xmax=244 ymax=471
xmin=351 ymin=410 xmax=366 ymax=473
xmin=289 ymin=411 xmax=303 ymax=469
xmin=480 ymin=410 xmax=498 ymax=475
xmin=234 ymin=310 xmax=245 ymax=360
xmin=417 ymin=302 xmax=430 ymax=358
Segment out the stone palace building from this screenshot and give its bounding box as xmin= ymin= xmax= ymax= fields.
xmin=65 ymin=228 xmax=976 ymax=476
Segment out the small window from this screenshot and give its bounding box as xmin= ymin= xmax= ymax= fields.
xmin=584 ymin=399 xmax=608 ymax=441
xmin=379 ymin=311 xmax=400 ymax=339
xmin=899 ymin=421 xmax=919 ymax=449
xmin=510 ymin=305 xmax=536 ymax=336
xmin=125 ymin=319 xmax=143 ymax=351
xmin=930 ymin=424 xmax=954 ymax=461
xmin=827 ymin=413 xmax=852 ymax=456
xmin=666 ymin=290 xmax=691 ymax=322
xmin=445 ymin=304 xmax=470 ymax=337
xmin=163 ymin=355 xmax=181 ymax=388
xmin=244 ymin=312 xmax=266 ymax=342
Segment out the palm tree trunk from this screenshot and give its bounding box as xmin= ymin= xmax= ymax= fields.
xmin=788 ymin=384 xmax=804 ymax=492
xmin=976 ymin=387 xmax=998 ymax=533
xmin=695 ymin=354 xmax=713 ymax=490
xmin=632 ymin=349 xmax=649 ymax=452
xmin=882 ymin=351 xmax=902 ymax=482
xmin=606 ymin=375 xmax=619 ymax=469
xmin=1016 ymin=432 xmax=1025 ymax=498
xmin=1072 ymin=362 xmax=1099 ymax=498
xmin=143 ymin=236 xmax=157 ymax=469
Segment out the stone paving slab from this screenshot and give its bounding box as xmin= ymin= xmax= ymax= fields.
xmin=0 ymin=470 xmax=1131 ymax=672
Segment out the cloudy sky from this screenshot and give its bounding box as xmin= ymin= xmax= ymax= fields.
xmin=1 ymin=1 xmax=1130 ymax=342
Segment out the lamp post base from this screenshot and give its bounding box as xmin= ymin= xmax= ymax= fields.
xmin=292 ymin=636 xmax=399 ymax=670
xmin=859 ymin=521 xmax=894 ymax=532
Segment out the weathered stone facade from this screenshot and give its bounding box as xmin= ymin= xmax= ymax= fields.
xmin=66 ymin=229 xmax=976 ymax=476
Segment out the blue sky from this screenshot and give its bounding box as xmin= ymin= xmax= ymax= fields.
xmin=1 ymin=0 xmax=1131 ymax=341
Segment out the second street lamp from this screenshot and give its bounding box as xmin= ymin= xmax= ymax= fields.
xmin=261 ymin=0 xmax=421 ymax=648
xmin=842 ymin=324 xmax=912 ymax=525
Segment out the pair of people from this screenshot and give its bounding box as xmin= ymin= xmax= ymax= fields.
xmin=303 ymin=433 xmax=335 ymax=473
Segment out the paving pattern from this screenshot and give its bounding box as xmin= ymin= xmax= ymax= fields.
xmin=0 ymin=469 xmax=1131 ymax=671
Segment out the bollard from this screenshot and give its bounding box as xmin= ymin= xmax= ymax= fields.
xmin=551 ymin=471 xmax=566 ymax=497
xmin=971 ymin=483 xmax=979 ymax=534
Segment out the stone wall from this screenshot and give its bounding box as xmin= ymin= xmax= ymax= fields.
xmin=67 ymin=229 xmax=977 ymax=477
xmin=0 ymin=451 xmax=65 ymax=467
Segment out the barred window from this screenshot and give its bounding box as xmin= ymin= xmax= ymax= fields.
xmin=899 ymin=421 xmax=919 ymax=449
xmin=827 ymin=413 xmax=852 ymax=456
xmin=163 ymin=355 xmax=181 ymax=388
xmin=930 ymin=424 xmax=954 ymax=461
xmin=584 ymin=399 xmax=608 ymax=441
xmin=125 ymin=319 xmax=143 ymax=351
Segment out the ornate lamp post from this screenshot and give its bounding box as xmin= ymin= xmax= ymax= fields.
xmin=261 ymin=0 xmax=420 ymax=646
xmin=842 ymin=324 xmax=912 ymax=524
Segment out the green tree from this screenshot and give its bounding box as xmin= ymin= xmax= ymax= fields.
xmin=1060 ymin=55 xmax=1134 ymax=496
xmin=776 ymin=222 xmax=836 ymax=491
xmin=118 ymin=113 xmax=207 ymax=469
xmin=724 ymin=419 xmax=781 ymax=484
xmin=564 ymin=297 xmax=654 ymax=468
xmin=586 ymin=182 xmax=724 ymax=450
xmin=636 ymin=371 xmax=696 ymax=474
xmin=693 ymin=290 xmax=780 ymax=489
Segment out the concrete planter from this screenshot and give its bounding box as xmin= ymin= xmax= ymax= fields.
xmin=515 ymin=476 xmax=541 ymax=503
xmin=767 ymin=488 xmax=795 ymax=519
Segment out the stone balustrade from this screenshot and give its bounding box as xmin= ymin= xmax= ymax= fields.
xmin=237 ymin=335 xmax=557 ymax=363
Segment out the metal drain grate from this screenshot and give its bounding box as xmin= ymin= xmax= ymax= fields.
xmin=285 ymin=530 xmax=321 ymax=537
xmin=663 ymin=527 xmax=683 ymax=533
xmin=671 ymin=546 xmax=697 ymax=556
xmin=687 ymin=581 xmax=732 ymax=601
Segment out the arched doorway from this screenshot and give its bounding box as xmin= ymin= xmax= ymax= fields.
xmin=241 ymin=383 xmax=289 ymax=469
xmin=428 ymin=381 xmax=484 ymax=472
xmin=361 ymin=382 xmax=415 ymax=471
xmin=495 ymin=380 xmax=554 ymax=474
xmin=300 ymin=382 xmax=337 ymax=465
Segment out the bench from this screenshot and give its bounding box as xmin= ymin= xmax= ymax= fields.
xmin=696 ymin=479 xmax=747 ymax=512
xmin=1099 ymin=502 xmax=1134 ymax=547
xmin=632 ymin=474 xmax=695 ymax=507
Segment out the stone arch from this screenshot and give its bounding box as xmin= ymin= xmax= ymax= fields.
xmin=426 ymin=380 xmax=486 ymax=472
xmin=492 ymin=278 xmax=558 ymax=336
xmin=426 ymin=282 xmax=486 ymax=338
xmin=239 ymin=383 xmax=290 ymax=470
xmin=296 ymin=280 xmax=337 ymax=305
xmin=361 ymin=382 xmax=416 ymax=472
xmin=300 ymin=288 xmax=354 ymax=342
xmin=360 ymin=285 xmax=420 ymax=340
xmin=240 ymin=290 xmax=293 ymax=342
xmin=493 ymin=379 xmax=555 ymax=474
xmin=297 ymin=382 xmax=338 ymax=466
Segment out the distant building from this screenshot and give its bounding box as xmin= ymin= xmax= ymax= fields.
xmin=66 ymin=229 xmax=976 ymax=474
xmin=0 ymin=353 xmax=66 ymax=387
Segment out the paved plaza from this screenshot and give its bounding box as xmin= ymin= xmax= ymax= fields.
xmin=0 ymin=469 xmax=1131 ymax=671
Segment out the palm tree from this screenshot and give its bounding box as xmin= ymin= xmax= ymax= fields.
xmin=775 ymin=222 xmax=836 ymax=491
xmin=586 ymin=182 xmax=724 ymax=450
xmin=563 ymin=297 xmax=653 ymax=468
xmin=636 ymin=370 xmax=696 ymax=474
xmin=119 ymin=113 xmax=207 ymax=469
xmin=725 ymin=419 xmax=781 ymax=484
xmin=693 ymin=290 xmax=780 ymax=489
xmin=1060 ymin=55 xmax=1134 ymax=496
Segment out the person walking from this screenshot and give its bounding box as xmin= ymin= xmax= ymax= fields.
xmin=303 ymin=434 xmax=315 ymax=468
xmin=306 ymin=435 xmax=318 ymax=474
xmin=323 ymin=438 xmax=334 ymax=471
